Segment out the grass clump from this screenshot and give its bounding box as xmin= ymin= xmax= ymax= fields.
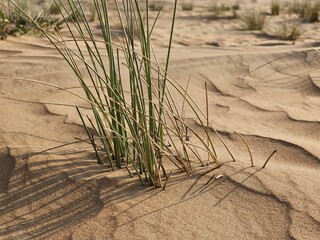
xmin=209 ymin=3 xmax=231 ymax=15
xmin=232 ymin=4 xmax=240 ymax=11
xmin=240 ymin=11 xmax=265 ymax=30
xmin=182 ymin=1 xmax=193 ymax=11
xmin=209 ymin=3 xmax=219 ymax=14
xmin=9 ymin=0 xmax=235 ymax=187
xmin=288 ymin=0 xmax=319 ymax=23
xmin=0 ymin=10 xmax=9 ymax=39
xmin=300 ymin=1 xmax=319 ymax=23
xmin=220 ymin=3 xmax=230 ymax=12
xmin=209 ymin=3 xmax=240 ymax=18
xmin=288 ymin=1 xmax=303 ymax=15
xmin=0 ymin=0 xmax=62 ymax=38
xmin=278 ymin=23 xmax=301 ymax=42
xmin=48 ymin=1 xmax=60 ymax=15
xmin=149 ymin=2 xmax=163 ymax=11
xmin=232 ymin=4 xmax=240 ymax=18
xmin=271 ymin=1 xmax=280 ymax=15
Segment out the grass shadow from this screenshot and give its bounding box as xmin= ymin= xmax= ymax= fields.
xmin=0 ymin=142 xmax=149 ymax=239
xmin=114 ymin=165 xmax=265 ymax=229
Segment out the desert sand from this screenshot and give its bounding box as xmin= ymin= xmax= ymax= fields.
xmin=0 ymin=0 xmax=319 ymax=239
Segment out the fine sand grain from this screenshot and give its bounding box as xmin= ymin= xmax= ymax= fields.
xmin=0 ymin=1 xmax=319 ymax=239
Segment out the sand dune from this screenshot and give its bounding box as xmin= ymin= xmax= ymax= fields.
xmin=0 ymin=0 xmax=319 ymax=239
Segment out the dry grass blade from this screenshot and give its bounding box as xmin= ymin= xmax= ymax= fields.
xmin=204 ymin=173 xmax=216 ymax=185
xmin=200 ymin=165 xmax=221 ymax=176
xmin=234 ymin=132 xmax=253 ymax=166
xmin=262 ymin=150 xmax=277 ymax=168
xmin=205 ymin=82 xmax=209 ymax=162
xmin=162 ymin=171 xmax=173 ymax=190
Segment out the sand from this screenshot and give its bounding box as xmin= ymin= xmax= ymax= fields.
xmin=0 ymin=0 xmax=319 ymax=239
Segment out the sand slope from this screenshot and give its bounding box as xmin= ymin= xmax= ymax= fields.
xmin=1 ymin=1 xmax=320 ymax=239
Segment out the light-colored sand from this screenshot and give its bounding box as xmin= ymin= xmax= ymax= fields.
xmin=0 ymin=0 xmax=319 ymax=239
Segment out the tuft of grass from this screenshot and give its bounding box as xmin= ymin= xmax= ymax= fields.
xmin=271 ymin=1 xmax=280 ymax=15
xmin=232 ymin=4 xmax=240 ymax=18
xmin=301 ymin=1 xmax=319 ymax=23
xmin=0 ymin=11 xmax=9 ymax=39
xmin=0 ymin=0 xmax=62 ymax=38
xmin=48 ymin=2 xmax=60 ymax=15
xmin=9 ymin=0 xmax=240 ymax=187
xmin=182 ymin=1 xmax=193 ymax=11
xmin=209 ymin=2 xmax=239 ymax=17
xmin=209 ymin=3 xmax=231 ymax=15
xmin=240 ymin=11 xmax=265 ymax=30
xmin=288 ymin=1 xmax=303 ymax=15
xmin=209 ymin=3 xmax=219 ymax=14
xmin=232 ymin=4 xmax=240 ymax=11
xmin=278 ymin=23 xmax=301 ymax=42
xmin=220 ymin=4 xmax=230 ymax=12
xmin=288 ymin=0 xmax=319 ymax=23
xmin=11 ymin=0 xmax=228 ymax=187
xmin=149 ymin=2 xmax=163 ymax=12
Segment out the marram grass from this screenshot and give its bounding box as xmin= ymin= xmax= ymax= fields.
xmin=7 ymin=0 xmax=237 ymax=187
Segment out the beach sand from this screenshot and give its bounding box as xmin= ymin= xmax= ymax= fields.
xmin=0 ymin=0 xmax=319 ymax=239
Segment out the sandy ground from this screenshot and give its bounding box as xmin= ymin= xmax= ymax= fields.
xmin=0 ymin=0 xmax=319 ymax=239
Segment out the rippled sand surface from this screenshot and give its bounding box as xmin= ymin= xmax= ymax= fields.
xmin=0 ymin=1 xmax=319 ymax=239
